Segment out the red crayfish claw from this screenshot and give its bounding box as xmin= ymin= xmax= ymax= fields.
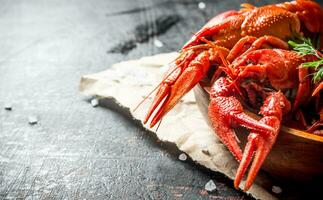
xmin=143 ymin=37 xmax=231 ymax=128
xmin=234 ymin=92 xmax=291 ymax=191
xmin=144 ymin=50 xmax=211 ymax=128
xmin=208 ymin=77 xmax=275 ymax=161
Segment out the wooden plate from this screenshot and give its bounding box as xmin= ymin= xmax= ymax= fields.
xmin=193 ymin=83 xmax=323 ymax=181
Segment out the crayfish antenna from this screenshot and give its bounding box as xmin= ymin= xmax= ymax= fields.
xmin=155 ymin=118 xmax=163 ymax=132
xmin=133 ymin=82 xmax=162 ymax=112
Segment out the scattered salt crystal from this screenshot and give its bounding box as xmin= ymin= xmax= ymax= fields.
xmin=28 ymin=116 xmax=38 ymax=125
xmin=154 ymin=39 xmax=164 ymax=48
xmin=4 ymin=104 xmax=12 ymax=111
xmin=178 ymin=153 xmax=187 ymax=161
xmin=198 ymin=2 xmax=206 ymax=10
xmin=91 ymin=98 xmax=99 ymax=107
xmin=205 ymin=180 xmax=217 ymax=192
xmin=272 ymin=185 xmax=282 ymax=194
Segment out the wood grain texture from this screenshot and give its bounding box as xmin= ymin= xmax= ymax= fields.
xmin=0 ymin=0 xmax=322 ymax=199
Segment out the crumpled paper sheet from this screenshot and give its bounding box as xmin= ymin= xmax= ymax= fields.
xmin=79 ymin=52 xmax=277 ymax=200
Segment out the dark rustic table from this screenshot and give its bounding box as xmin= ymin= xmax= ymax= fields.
xmin=0 ymin=0 xmax=322 ymax=199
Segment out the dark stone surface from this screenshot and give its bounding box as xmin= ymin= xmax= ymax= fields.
xmin=0 ymin=0 xmax=322 ymax=199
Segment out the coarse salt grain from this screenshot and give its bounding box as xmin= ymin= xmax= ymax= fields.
xmin=178 ymin=153 xmax=187 ymax=161
xmin=154 ymin=39 xmax=164 ymax=48
xmin=4 ymin=104 xmax=12 ymax=111
xmin=91 ymin=98 xmax=99 ymax=107
xmin=205 ymin=180 xmax=217 ymax=192
xmin=198 ymin=2 xmax=206 ymax=10
xmin=272 ymin=185 xmax=282 ymax=194
xmin=28 ymin=116 xmax=38 ymax=125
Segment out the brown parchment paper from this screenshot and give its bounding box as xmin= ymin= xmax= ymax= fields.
xmin=79 ymin=52 xmax=278 ymax=200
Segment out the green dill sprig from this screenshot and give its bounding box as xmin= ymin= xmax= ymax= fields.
xmin=288 ymin=37 xmax=323 ymax=83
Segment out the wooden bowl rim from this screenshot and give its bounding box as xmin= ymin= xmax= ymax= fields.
xmin=196 ymin=83 xmax=323 ymax=143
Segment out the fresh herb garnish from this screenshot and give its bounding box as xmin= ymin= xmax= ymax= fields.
xmin=288 ymin=37 xmax=323 ymax=83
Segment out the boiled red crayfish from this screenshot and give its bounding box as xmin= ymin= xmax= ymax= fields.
xmin=209 ymin=48 xmax=319 ymax=190
xmin=142 ymin=0 xmax=323 ymax=191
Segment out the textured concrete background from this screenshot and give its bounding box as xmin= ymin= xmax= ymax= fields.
xmin=0 ymin=0 xmax=322 ymax=199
